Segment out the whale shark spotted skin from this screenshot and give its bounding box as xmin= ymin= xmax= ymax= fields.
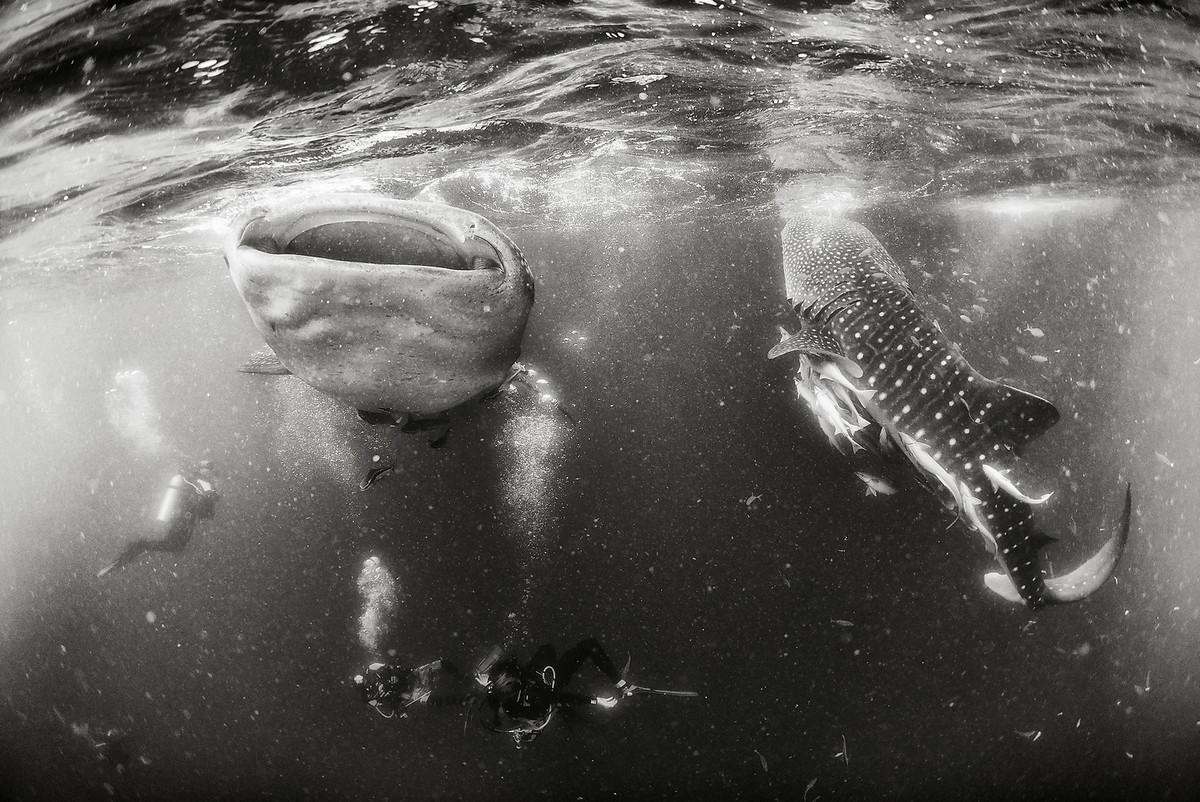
xmin=770 ymin=214 xmax=1130 ymax=610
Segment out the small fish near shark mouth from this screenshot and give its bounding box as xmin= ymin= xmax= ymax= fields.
xmin=769 ymin=214 xmax=1131 ymax=610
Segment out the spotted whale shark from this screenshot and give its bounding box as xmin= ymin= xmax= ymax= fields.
xmin=769 ymin=214 xmax=1131 ymax=610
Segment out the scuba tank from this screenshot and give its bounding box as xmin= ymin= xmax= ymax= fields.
xmin=156 ymin=474 xmax=187 ymax=523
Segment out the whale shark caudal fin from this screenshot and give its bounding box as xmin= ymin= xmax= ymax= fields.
xmin=984 ymin=484 xmax=1133 ymax=606
xmin=238 ymin=345 xmax=292 ymax=375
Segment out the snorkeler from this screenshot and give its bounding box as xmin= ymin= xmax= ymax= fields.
xmin=97 ymin=460 xmax=218 ymax=578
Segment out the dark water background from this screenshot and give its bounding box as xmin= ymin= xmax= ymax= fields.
xmin=3 ymin=0 xmax=1200 ymax=799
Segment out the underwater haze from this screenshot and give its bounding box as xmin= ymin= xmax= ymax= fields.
xmin=3 ymin=0 xmax=1200 ymax=799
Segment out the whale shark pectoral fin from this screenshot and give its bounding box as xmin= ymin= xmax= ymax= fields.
xmin=238 ymin=345 xmax=292 ymax=375
xmin=1043 ymin=484 xmax=1133 ymax=605
xmin=767 ymin=326 xmax=863 ymax=379
xmin=768 ymin=327 xmax=831 ymax=360
xmin=973 ymin=380 xmax=1060 ymax=454
xmin=983 ymin=571 xmax=1025 ymax=604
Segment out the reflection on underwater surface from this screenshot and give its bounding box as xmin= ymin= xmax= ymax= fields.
xmin=2 ymin=0 xmax=1200 ymax=799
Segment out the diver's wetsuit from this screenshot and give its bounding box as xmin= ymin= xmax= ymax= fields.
xmin=482 ymin=638 xmax=626 ymax=741
xmin=97 ymin=469 xmax=217 ymax=578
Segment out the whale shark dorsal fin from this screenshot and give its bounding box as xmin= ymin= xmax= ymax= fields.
xmin=767 ymin=326 xmax=864 ymax=378
xmin=239 ymin=344 xmax=292 ymax=375
xmin=972 ymin=380 xmax=1060 ymax=453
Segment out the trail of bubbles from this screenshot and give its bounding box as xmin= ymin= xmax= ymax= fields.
xmin=496 ymin=404 xmax=570 ymax=643
xmin=357 ymin=555 xmax=400 ymax=656
xmin=104 ymin=368 xmax=165 ymax=455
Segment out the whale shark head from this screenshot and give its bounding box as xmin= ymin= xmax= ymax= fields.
xmin=780 ymin=214 xmax=910 ymax=321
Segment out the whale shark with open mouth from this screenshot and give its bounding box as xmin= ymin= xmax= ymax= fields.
xmin=224 ymin=193 xmax=576 ymax=489
xmin=769 ymin=214 xmax=1131 ymax=610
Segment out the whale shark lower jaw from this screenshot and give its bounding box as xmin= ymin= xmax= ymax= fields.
xmin=772 ymin=214 xmax=1131 ymax=611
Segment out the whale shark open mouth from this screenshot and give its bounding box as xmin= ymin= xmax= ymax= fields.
xmin=282 ymin=219 xmax=479 ymax=269
xmin=225 ymin=193 xmax=535 ymax=417
xmin=232 ymin=197 xmax=514 ymax=273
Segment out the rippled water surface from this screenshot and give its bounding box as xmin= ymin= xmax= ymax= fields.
xmin=3 ymin=1 xmax=1200 ymax=799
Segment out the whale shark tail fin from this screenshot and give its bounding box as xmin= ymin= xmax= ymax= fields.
xmin=985 ymin=484 xmax=1132 ymax=607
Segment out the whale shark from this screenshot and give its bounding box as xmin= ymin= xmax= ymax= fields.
xmin=769 ymin=214 xmax=1131 ymax=610
xmin=225 ymin=194 xmax=547 ymax=488
xmin=225 ymin=194 xmax=535 ymax=419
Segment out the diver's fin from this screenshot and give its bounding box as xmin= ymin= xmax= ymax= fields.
xmin=626 ymin=686 xmax=699 ymax=699
xmin=238 ymin=345 xmax=291 ymax=375
xmin=473 ymin=645 xmax=504 ymax=678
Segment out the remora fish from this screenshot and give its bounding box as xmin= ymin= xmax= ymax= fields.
xmin=769 ymin=214 xmax=1131 ymax=610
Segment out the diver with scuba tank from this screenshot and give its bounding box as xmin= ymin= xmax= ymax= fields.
xmin=477 ymin=638 xmax=632 ymax=747
xmin=97 ymin=460 xmax=218 ymax=578
xmin=353 ymin=638 xmax=697 ymax=747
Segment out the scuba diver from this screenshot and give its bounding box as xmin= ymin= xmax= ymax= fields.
xmin=476 ymin=638 xmax=632 ymax=747
xmin=97 ymin=460 xmax=218 ymax=578
xmin=352 ymin=659 xmax=477 ymax=718
xmin=353 ymin=639 xmax=697 ymax=746
xmin=477 ymin=638 xmax=699 ymax=747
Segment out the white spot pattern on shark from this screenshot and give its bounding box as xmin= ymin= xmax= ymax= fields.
xmin=770 ymin=214 xmax=1131 ymax=610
